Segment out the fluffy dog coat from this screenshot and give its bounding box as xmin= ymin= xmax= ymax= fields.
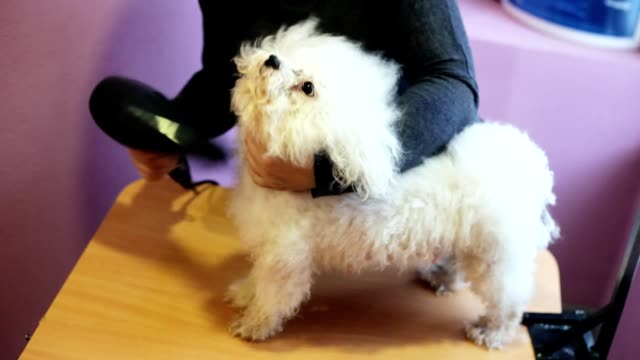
xmin=225 ymin=18 xmax=560 ymax=349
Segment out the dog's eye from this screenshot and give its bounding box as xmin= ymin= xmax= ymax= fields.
xmin=301 ymin=81 xmax=314 ymax=96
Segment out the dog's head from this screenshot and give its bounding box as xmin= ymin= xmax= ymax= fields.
xmin=231 ymin=18 xmax=403 ymax=198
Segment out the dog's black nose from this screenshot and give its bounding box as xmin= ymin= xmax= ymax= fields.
xmin=264 ymin=54 xmax=280 ymax=70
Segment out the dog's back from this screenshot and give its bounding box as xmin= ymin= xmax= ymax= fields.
xmin=446 ymin=121 xmax=559 ymax=248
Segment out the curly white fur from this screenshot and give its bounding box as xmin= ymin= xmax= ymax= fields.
xmin=225 ymin=18 xmax=560 ymax=350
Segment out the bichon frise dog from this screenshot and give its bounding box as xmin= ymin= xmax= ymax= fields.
xmin=225 ymin=18 xmax=560 ymax=350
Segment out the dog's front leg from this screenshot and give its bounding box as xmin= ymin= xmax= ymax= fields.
xmin=229 ymin=245 xmax=312 ymax=341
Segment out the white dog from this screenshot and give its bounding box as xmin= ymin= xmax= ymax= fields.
xmin=224 ymin=18 xmax=560 ymax=350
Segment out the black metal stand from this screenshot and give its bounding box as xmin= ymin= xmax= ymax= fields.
xmin=522 ymin=206 xmax=640 ymax=359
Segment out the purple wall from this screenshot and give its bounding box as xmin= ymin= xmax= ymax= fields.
xmin=459 ymin=0 xmax=640 ymax=357
xmin=468 ymin=34 xmax=640 ymax=308
xmin=1 ymin=0 xmax=639 ymax=359
xmin=0 ymin=1 xmax=207 ymax=358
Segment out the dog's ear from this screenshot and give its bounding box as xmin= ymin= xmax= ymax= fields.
xmin=232 ymin=43 xmax=257 ymax=76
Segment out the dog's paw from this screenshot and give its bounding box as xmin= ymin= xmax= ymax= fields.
xmin=464 ymin=317 xmax=514 ymax=350
xmin=229 ymin=313 xmax=283 ymax=341
xmin=224 ymin=278 xmax=255 ymax=309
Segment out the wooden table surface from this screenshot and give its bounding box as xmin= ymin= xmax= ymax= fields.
xmin=20 ymin=178 xmax=562 ymax=359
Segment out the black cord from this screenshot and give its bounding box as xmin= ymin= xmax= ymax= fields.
xmin=191 ymin=180 xmax=219 ymax=187
xmin=168 ymin=154 xmax=220 ymax=194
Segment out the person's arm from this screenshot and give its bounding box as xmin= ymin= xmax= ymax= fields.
xmin=310 ymin=0 xmax=479 ymax=197
xmin=169 ymin=0 xmax=250 ymax=138
xmin=391 ymin=0 xmax=480 ymax=171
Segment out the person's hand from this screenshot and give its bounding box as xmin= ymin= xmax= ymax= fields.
xmin=244 ymin=134 xmax=315 ymax=191
xmin=127 ymin=148 xmax=180 ymax=180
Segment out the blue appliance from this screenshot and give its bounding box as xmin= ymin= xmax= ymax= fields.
xmin=502 ymin=0 xmax=640 ymax=49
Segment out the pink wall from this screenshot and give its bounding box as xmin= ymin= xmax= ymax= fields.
xmin=469 ymin=40 xmax=640 ymax=308
xmin=2 ymin=0 xmax=639 ymax=358
xmin=0 ymin=1 xmax=204 ymax=358
xmin=459 ymin=0 xmax=640 ymax=357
